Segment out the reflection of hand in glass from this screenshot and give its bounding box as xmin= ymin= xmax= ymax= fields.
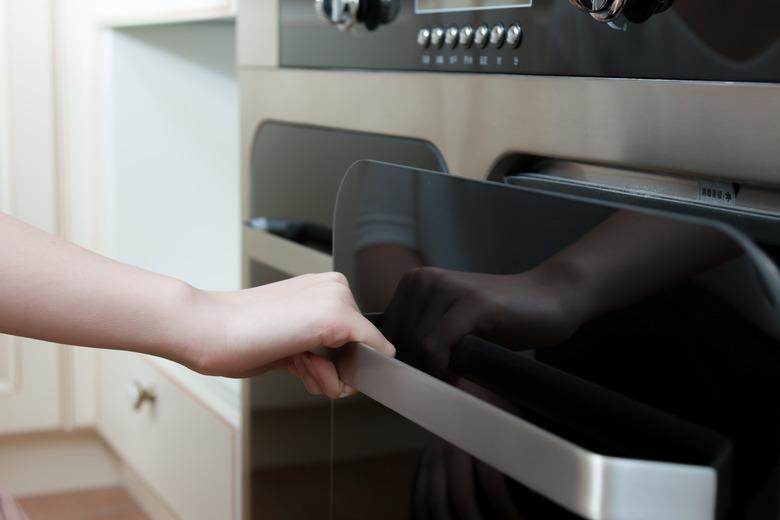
xmin=382 ymin=265 xmax=584 ymax=378
xmin=379 ymin=211 xmax=739 ymax=378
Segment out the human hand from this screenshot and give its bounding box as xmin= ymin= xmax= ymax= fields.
xmin=185 ymin=272 xmax=394 ymax=398
xmin=382 ymin=265 xmax=586 ymax=378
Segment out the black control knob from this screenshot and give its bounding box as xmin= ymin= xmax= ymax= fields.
xmin=315 ymin=0 xmax=399 ymax=31
xmin=622 ymin=0 xmax=673 ymax=23
xmin=359 ymin=0 xmax=400 ymax=30
xmin=570 ymin=0 xmax=673 ymax=23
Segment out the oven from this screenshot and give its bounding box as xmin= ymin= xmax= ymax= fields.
xmin=239 ymin=1 xmax=780 ymax=518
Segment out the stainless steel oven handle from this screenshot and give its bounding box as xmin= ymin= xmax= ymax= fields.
xmin=334 ymin=342 xmax=718 ymax=520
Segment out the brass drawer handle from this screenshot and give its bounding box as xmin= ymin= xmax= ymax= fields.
xmin=127 ymin=381 xmax=156 ymax=411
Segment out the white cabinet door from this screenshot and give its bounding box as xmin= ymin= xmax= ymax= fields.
xmin=92 ymin=0 xmax=235 ymax=25
xmin=98 ymin=350 xmax=236 ymax=520
xmin=0 ymin=0 xmax=63 ymax=434
xmin=0 ymin=338 xmax=61 ymax=434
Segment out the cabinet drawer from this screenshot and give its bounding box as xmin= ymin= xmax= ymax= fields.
xmin=98 ymin=350 xmax=235 ymax=520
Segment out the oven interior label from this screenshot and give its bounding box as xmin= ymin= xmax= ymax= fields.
xmin=698 ymin=181 xmax=737 ymax=206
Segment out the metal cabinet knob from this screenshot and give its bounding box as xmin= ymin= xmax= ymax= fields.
xmin=127 ymin=381 xmax=156 ymax=411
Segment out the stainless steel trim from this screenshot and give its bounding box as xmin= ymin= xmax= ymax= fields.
xmin=239 ymin=69 xmax=780 ymax=213
xmin=335 ymin=342 xmax=718 ymax=520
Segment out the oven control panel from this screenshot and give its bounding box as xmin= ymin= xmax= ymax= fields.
xmin=280 ymin=0 xmax=780 ymax=82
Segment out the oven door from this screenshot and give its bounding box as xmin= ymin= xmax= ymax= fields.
xmin=330 ymin=160 xmax=780 ymax=520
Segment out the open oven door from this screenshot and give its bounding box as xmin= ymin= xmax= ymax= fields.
xmin=330 ymin=160 xmax=780 ymax=520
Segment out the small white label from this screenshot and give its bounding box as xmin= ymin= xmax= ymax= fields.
xmin=479 ymin=56 xmax=488 ymax=65
xmin=496 ymin=56 xmax=503 ymax=66
xmin=435 ymin=55 xmax=444 ymax=65
xmin=698 ymin=181 xmax=736 ymax=206
xmin=421 ymin=55 xmax=431 ymax=65
xmin=449 ymin=55 xmax=458 ymax=64
xmin=464 ymin=55 xmax=474 ymax=65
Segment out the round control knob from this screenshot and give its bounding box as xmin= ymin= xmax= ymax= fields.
xmin=417 ymin=26 xmax=432 ymax=48
xmin=506 ymin=23 xmax=523 ymax=48
xmin=430 ymin=26 xmax=446 ymax=48
xmin=315 ymin=0 xmax=359 ymax=30
xmin=474 ymin=24 xmax=490 ymax=49
xmin=314 ymin=0 xmax=399 ymax=31
xmin=569 ymin=0 xmax=627 ymax=22
xmin=490 ymin=23 xmax=506 ymax=49
xmin=459 ymin=24 xmax=475 ymax=48
xmin=445 ymin=25 xmax=460 ymax=49
xmin=570 ymin=0 xmax=609 ymax=10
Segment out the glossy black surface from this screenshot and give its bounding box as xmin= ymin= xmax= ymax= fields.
xmin=247 ymin=125 xmax=447 ymax=520
xmin=280 ymin=0 xmax=780 ymax=81
xmin=249 ymin=122 xmax=446 ymax=248
xmin=333 ymin=161 xmax=780 ymax=519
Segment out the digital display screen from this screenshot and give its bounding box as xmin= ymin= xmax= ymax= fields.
xmin=415 ymin=0 xmax=532 ymax=13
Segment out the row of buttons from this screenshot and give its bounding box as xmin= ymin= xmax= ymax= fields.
xmin=417 ymin=23 xmax=523 ymax=50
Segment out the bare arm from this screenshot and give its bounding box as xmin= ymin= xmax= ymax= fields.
xmin=0 ymin=212 xmax=394 ymax=398
xmin=377 ymin=210 xmax=740 ymax=373
xmin=546 ymin=210 xmax=741 ymax=324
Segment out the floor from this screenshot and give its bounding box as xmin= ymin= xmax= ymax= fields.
xmin=18 ymin=487 xmax=149 ymax=520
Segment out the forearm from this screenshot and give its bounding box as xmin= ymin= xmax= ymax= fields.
xmin=355 ymin=244 xmax=423 ymax=310
xmin=541 ymin=211 xmax=740 ymax=322
xmin=0 ymin=212 xmax=207 ymax=366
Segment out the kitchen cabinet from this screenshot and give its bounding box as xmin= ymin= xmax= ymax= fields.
xmin=98 ymin=349 xmax=236 ymax=520
xmin=0 ymin=0 xmax=63 ymax=435
xmin=96 ymin=17 xmax=242 ymax=520
xmin=92 ymin=0 xmax=236 ymax=27
xmin=1 ymin=1 xmax=243 ymax=516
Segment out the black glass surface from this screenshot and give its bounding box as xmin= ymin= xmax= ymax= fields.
xmin=247 ymin=125 xmax=446 ymax=520
xmin=280 ymin=0 xmax=780 ymax=82
xmin=248 ymin=122 xmax=446 ymax=256
xmin=332 ymin=161 xmax=780 ymax=519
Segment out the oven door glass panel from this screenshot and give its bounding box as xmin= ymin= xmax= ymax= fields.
xmin=332 ymin=160 xmax=780 ymax=520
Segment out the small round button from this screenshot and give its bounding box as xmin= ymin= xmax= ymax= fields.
xmin=417 ymin=26 xmax=431 ymax=48
xmin=430 ymin=26 xmax=446 ymax=49
xmin=474 ymin=24 xmax=490 ymax=49
xmin=445 ymin=25 xmax=460 ymax=49
xmin=490 ymin=23 xmax=506 ymax=49
xmin=459 ymin=24 xmax=475 ymax=48
xmin=506 ymin=23 xmax=523 ymax=48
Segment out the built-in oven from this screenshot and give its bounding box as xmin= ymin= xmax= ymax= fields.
xmin=239 ymin=1 xmax=780 ymax=518
xmin=331 ymin=160 xmax=780 ymax=520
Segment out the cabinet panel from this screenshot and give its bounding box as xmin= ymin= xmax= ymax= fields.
xmin=98 ymin=350 xmax=235 ymax=520
xmin=93 ymin=0 xmax=235 ymax=25
xmin=0 ymin=0 xmax=63 ymax=435
xmin=0 ymin=338 xmax=17 ymax=394
xmin=0 ymin=336 xmax=61 ymax=434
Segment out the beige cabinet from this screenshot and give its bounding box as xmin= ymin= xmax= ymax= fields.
xmin=98 ymin=350 xmax=236 ymax=520
xmin=96 ymin=19 xmax=242 ymax=518
xmin=1 ymin=1 xmax=242 ymax=517
xmin=92 ymin=0 xmax=236 ymax=26
xmin=0 ymin=0 xmax=65 ymax=435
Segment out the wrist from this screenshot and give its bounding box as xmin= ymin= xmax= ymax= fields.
xmin=165 ymin=282 xmax=227 ymax=374
xmin=534 ymin=258 xmax=593 ymax=328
